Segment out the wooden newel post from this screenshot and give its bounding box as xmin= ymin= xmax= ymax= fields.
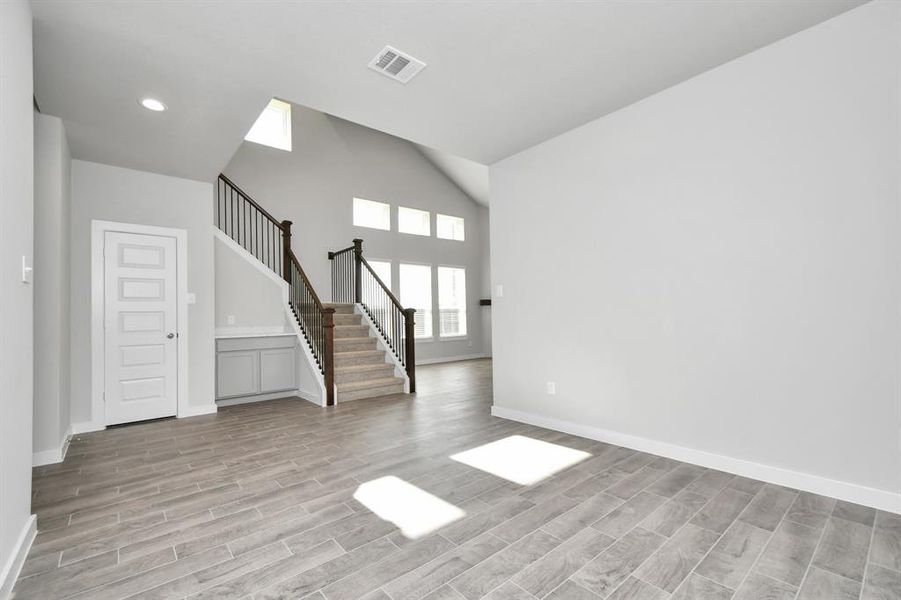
xmin=281 ymin=220 xmax=293 ymax=284
xmin=403 ymin=308 xmax=416 ymax=393
xmin=352 ymin=238 xmax=363 ymax=304
xmin=323 ymin=307 xmax=336 ymax=406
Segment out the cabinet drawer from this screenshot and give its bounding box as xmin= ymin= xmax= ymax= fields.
xmin=216 ymin=335 xmax=296 ymax=352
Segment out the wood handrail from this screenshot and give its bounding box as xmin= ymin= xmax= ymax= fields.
xmin=287 ymin=249 xmax=326 ymax=310
xmin=328 ymin=245 xmax=355 ymax=258
xmin=360 ymin=257 xmax=405 ymax=311
xmin=218 ymin=173 xmax=285 ymax=229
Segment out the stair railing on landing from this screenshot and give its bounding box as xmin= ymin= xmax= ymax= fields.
xmin=329 ymin=239 xmax=416 ymax=393
xmin=216 ymin=174 xmax=335 ymax=406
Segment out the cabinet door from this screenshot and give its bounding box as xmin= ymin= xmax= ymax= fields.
xmin=217 ymin=351 xmax=259 ymax=398
xmin=259 ymin=348 xmax=296 ymax=393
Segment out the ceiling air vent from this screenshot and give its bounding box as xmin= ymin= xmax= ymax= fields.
xmin=368 ymin=45 xmax=426 ymax=83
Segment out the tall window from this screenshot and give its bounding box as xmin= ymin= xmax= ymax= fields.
xmin=368 ymin=260 xmax=392 ymax=290
xmin=400 ymin=264 xmax=432 ymax=338
xmin=398 ymin=207 xmax=431 ymax=236
xmin=354 ymin=198 xmax=391 ymax=231
xmin=245 ymin=99 xmax=292 ymax=151
xmin=438 ymin=267 xmax=467 ymax=337
xmin=436 ymin=214 xmax=465 ymax=241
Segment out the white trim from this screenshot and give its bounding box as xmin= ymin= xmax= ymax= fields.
xmin=354 ymin=304 xmax=410 ymax=393
xmin=70 ymin=420 xmax=105 ymax=435
xmin=417 ymin=353 xmax=489 ymax=365
xmin=491 ymin=405 xmax=901 ymax=515
xmin=179 ymin=404 xmax=218 ymax=417
xmin=216 ymin=389 xmax=320 ymax=407
xmin=91 ymin=220 xmax=190 ymax=425
xmin=0 ymin=515 xmax=36 ymax=600
xmin=214 ymin=227 xmax=327 ymax=406
xmin=32 ymin=428 xmax=73 ymax=467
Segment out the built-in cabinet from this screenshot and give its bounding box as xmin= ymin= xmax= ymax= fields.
xmin=216 ymin=334 xmax=298 ymax=401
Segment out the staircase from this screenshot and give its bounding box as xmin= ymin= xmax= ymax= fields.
xmin=215 ymin=173 xmax=415 ymax=405
xmin=329 ymin=303 xmax=406 ymax=400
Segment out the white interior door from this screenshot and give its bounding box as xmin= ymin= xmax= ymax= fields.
xmin=104 ymin=231 xmax=178 ymax=425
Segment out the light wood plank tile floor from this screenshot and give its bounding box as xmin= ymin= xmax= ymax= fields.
xmin=14 ymin=359 xmax=900 ymax=599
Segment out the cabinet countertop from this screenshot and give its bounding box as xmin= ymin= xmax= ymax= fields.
xmin=215 ymin=332 xmax=295 ymax=340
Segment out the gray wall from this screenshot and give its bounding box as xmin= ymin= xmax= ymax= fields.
xmin=33 ymin=112 xmax=71 ymax=457
xmin=0 ymin=0 xmax=35 ymax=588
xmin=491 ymin=1 xmax=901 ymax=507
xmin=224 ymin=105 xmax=491 ymax=363
xmin=70 ymin=160 xmax=216 ymax=424
xmin=214 ymin=234 xmax=289 ymax=332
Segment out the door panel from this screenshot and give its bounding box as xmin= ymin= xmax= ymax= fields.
xmin=104 ymin=231 xmax=178 ymax=425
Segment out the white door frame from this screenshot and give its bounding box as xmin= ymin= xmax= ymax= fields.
xmin=91 ymin=219 xmax=189 ymax=428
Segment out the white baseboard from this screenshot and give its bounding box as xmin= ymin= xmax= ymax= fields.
xmin=179 ymin=404 xmax=218 ymax=417
xmin=417 ymin=353 xmax=490 ymax=365
xmin=32 ymin=429 xmax=73 ymax=466
xmin=69 ymin=420 xmax=105 ymax=435
xmin=491 ymin=405 xmax=901 ymax=515
xmin=0 ymin=514 xmax=36 ymax=600
xmin=216 ymin=389 xmax=319 ymax=407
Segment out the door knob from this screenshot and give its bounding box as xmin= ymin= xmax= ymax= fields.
xmin=167 ymin=333 xmax=175 ymax=339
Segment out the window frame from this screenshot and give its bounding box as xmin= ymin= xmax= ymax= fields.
xmin=437 ymin=264 xmax=468 ymax=339
xmin=244 ymin=98 xmax=292 ymax=152
xmin=366 ymin=258 xmax=393 ymax=292
xmin=436 ymin=213 xmax=465 ymax=241
xmin=399 ymin=261 xmax=434 ymax=341
xmin=353 ymin=197 xmax=392 ymax=231
xmin=397 ymin=206 xmax=432 ymax=237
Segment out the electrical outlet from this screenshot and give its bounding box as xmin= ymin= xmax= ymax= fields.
xmin=227 ymin=315 xmax=236 ymax=325
xmin=546 ymin=381 xmax=556 ymax=395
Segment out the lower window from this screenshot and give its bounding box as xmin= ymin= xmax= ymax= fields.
xmin=399 ymin=263 xmax=433 ymax=338
xmin=438 ymin=266 xmax=466 ymax=337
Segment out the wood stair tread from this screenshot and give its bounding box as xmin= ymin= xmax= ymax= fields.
xmin=334 ymin=349 xmax=383 ymax=357
xmin=335 ymin=363 xmax=393 ymax=373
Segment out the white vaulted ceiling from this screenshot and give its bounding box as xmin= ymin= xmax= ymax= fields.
xmin=31 ymin=0 xmax=866 ymax=182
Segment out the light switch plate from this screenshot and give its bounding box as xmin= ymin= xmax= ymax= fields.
xmin=495 ymin=284 xmax=504 ymax=298
xmin=546 ymin=382 xmax=556 ymax=395
xmin=21 ymin=256 xmax=33 ymax=284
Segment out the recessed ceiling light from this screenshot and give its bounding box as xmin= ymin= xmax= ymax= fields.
xmin=139 ymin=98 xmax=167 ymax=112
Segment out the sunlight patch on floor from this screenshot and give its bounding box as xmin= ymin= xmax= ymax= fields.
xmin=450 ymin=434 xmax=591 ymax=485
xmin=353 ymin=475 xmax=467 ymax=539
